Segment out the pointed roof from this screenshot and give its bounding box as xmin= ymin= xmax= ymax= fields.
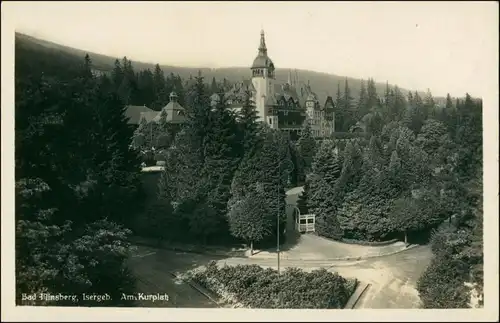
xmin=251 ymin=30 xmax=274 ymax=69
xmin=153 ymin=92 xmax=186 ymax=124
xmin=258 ymin=29 xmax=267 ymax=55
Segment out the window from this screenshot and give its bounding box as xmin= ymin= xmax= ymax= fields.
xmin=269 ymin=117 xmax=273 ymax=125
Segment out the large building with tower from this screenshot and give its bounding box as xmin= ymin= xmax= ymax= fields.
xmin=127 ymin=30 xmax=336 ymax=140
xmin=212 ymin=30 xmax=336 ymax=139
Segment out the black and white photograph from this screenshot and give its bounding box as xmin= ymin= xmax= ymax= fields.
xmin=1 ymin=1 xmax=498 ymax=321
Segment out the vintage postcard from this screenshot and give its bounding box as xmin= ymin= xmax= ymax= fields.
xmin=1 ymin=1 xmax=498 ymax=322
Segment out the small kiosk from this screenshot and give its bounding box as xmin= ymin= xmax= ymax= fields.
xmin=294 ymin=207 xmax=316 ymax=233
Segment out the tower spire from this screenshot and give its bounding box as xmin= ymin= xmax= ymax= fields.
xmin=288 ymin=69 xmax=292 ymax=85
xmin=258 ymin=29 xmax=267 ymax=55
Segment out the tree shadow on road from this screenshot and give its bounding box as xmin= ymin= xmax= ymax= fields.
xmin=256 ymin=225 xmax=302 ymax=254
xmin=280 ymin=229 xmax=302 ymax=252
xmin=128 ymin=246 xmax=230 ymax=308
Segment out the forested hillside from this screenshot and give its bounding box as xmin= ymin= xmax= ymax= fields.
xmin=16 ymin=32 xmax=438 ymax=103
xmin=297 ymin=75 xmax=484 ymax=308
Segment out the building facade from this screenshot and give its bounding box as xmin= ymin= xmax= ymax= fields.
xmin=216 ymin=30 xmax=335 ymax=139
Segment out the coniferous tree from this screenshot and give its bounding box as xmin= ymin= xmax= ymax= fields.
xmin=296 ymin=122 xmax=317 ymax=173
xmin=116 ymin=56 xmax=134 ymax=105
xmin=392 ymin=86 xmax=407 ymax=122
xmin=111 ymin=59 xmax=123 ymax=93
xmin=342 ymin=79 xmax=354 ymax=111
xmin=86 ymin=78 xmax=144 ymax=226
xmin=98 ymin=73 xmax=114 ymax=94
xmin=342 ymin=78 xmax=354 ymax=112
xmin=137 ymin=69 xmax=155 ymax=107
xmin=407 ymin=91 xmax=414 ymax=108
xmin=445 ymin=93 xmax=453 ymax=110
xmin=408 ymin=91 xmax=426 ymax=133
xmin=229 ymin=91 xmax=262 ymax=210
xmin=152 ymin=64 xmax=167 ymax=110
xmin=308 ymin=139 xmax=344 ymax=239
xmin=288 ymin=140 xmax=305 ymax=186
xmin=366 ymin=78 xmax=379 ymax=114
xmin=335 ymin=82 xmax=342 ymax=109
xmin=335 ymin=82 xmax=344 ymax=131
xmin=296 ymin=181 xmax=310 ymax=215
xmin=186 ymin=71 xmax=211 ymax=164
xmin=170 ymin=74 xmax=186 ymax=107
xmin=340 ymin=79 xmax=355 ymax=132
xmin=310 ymin=139 xmax=342 ymax=187
xmin=381 ymin=82 xmax=393 ymax=121
xmin=15 ymin=54 xmax=138 ymax=306
xmin=358 ymin=79 xmax=368 ymax=117
xmin=203 ymin=91 xmax=242 ymax=218
xmin=336 ymin=140 xmax=364 ymax=195
xmin=424 ymin=89 xmax=436 ymax=119
xmin=82 ymin=54 xmax=93 ymax=79
xmin=238 ymin=89 xmax=260 ymax=154
xmin=229 ymin=128 xmax=291 ymax=246
xmin=210 ymin=77 xmax=219 ymax=94
xmin=454 ymin=93 xmax=482 ymax=180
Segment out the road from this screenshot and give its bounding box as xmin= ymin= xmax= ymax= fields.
xmin=127 ymin=250 xmax=222 ymax=308
xmin=128 ymin=186 xmax=433 ymax=308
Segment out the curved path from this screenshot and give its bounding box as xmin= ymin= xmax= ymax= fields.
xmin=129 ymin=244 xmax=431 ymax=309
xmin=280 ymin=186 xmax=432 ymax=308
xmin=128 ymin=186 xmax=432 ymax=308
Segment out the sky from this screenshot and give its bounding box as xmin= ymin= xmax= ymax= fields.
xmin=4 ymin=1 xmax=499 ymax=97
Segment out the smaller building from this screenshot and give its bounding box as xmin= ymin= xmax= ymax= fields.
xmin=151 ymin=92 xmax=187 ymax=124
xmin=124 ymin=92 xmax=187 ymax=126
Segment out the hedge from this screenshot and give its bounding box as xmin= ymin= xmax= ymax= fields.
xmin=340 ymin=237 xmax=400 ymax=246
xmin=312 ymin=232 xmax=399 ymax=246
xmin=190 ymin=262 xmax=357 ymax=309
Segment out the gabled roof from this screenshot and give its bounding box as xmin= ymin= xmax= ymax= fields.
xmin=140 ymin=111 xmax=159 ymax=123
xmin=323 ymin=96 xmax=335 ymax=112
xmin=274 ymin=83 xmax=300 ymax=104
xmin=125 ymin=105 xmax=155 ymax=124
xmin=153 ymin=101 xmax=187 ymax=123
xmin=224 ymin=80 xmax=256 ymax=105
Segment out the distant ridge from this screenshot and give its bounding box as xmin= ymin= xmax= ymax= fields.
xmin=16 ymin=32 xmax=442 ymax=104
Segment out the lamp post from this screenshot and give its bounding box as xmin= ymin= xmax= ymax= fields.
xmin=275 ymin=152 xmax=294 ymax=275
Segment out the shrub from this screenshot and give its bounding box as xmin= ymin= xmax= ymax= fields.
xmin=154 ymin=150 xmax=167 ymax=162
xmin=340 ymin=238 xmax=399 ymax=246
xmin=191 ymin=263 xmax=356 ymax=309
